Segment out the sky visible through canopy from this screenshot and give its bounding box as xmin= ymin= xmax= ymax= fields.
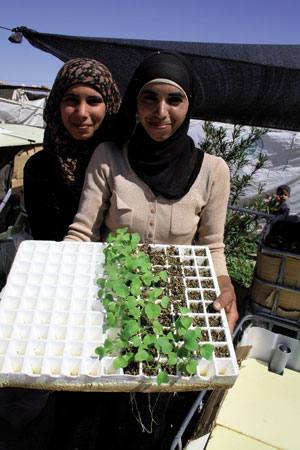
xmin=1 ymin=0 xmax=300 ymax=87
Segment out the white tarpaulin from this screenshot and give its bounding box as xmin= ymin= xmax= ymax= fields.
xmin=0 ymin=95 xmax=45 ymax=128
xmin=188 ymin=120 xmax=300 ymax=214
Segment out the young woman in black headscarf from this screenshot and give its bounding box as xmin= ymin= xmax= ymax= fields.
xmin=23 ymin=58 xmax=120 ymax=241
xmin=66 ymin=51 xmax=237 ymax=333
xmin=65 ymin=51 xmax=237 ymax=449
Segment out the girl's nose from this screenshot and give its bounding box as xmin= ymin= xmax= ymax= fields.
xmin=76 ymin=101 xmax=88 ymax=118
xmin=156 ymin=100 xmax=167 ymax=117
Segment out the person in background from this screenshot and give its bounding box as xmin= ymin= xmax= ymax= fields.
xmin=64 ymin=51 xmax=238 ymax=449
xmin=274 ymin=184 xmax=290 ymax=216
xmin=24 ymin=57 xmax=121 ymax=241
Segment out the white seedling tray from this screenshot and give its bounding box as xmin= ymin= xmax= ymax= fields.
xmin=0 ymin=241 xmax=238 ymax=391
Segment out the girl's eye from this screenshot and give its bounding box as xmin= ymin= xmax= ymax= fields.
xmin=86 ymin=96 xmax=103 ymax=105
xmin=167 ymin=95 xmax=185 ymax=105
xmin=62 ymin=96 xmax=78 ymax=106
xmin=139 ymin=93 xmax=157 ymax=104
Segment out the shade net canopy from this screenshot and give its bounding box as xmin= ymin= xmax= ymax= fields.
xmin=12 ymin=27 xmax=300 ymax=131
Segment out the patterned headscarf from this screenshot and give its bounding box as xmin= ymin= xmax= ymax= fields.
xmin=43 ymin=58 xmax=120 ymax=192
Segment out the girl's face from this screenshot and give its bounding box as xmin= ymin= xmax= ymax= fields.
xmin=137 ymin=82 xmax=189 ymax=142
xmin=60 ymin=84 xmax=106 ymax=140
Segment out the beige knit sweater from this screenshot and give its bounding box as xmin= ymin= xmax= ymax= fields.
xmin=65 ymin=142 xmax=230 ymax=276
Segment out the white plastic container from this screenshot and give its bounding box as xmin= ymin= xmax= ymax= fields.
xmin=0 ymin=241 xmax=238 ymax=391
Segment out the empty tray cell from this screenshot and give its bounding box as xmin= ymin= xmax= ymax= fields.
xmin=27 ymin=273 xmax=43 ymax=285
xmin=81 ymin=358 xmax=101 ymax=377
xmin=197 ymin=358 xmax=216 ymax=378
xmin=61 ymin=357 xmax=81 ymax=377
xmin=17 ymin=251 xmax=33 ymax=263
xmin=51 ymin=311 xmax=69 ymax=326
xmin=10 ymin=273 xmax=28 ymax=286
xmin=44 ymin=263 xmax=61 ymax=275
xmin=55 ymin=286 xmax=72 ymax=300
xmin=57 ymin=273 xmax=74 ymax=287
xmin=35 ymin=241 xmax=51 ymax=252
xmin=2 ymin=296 xmax=21 ymax=310
xmin=46 ymin=341 xmax=65 ymax=357
xmin=34 ymin=311 xmax=52 ymax=326
xmin=0 ymin=310 xmax=17 ymax=325
xmin=86 ymin=311 xmax=103 ymax=327
xmin=20 ymin=296 xmax=37 ymax=310
xmin=32 ymin=251 xmax=48 ymax=264
xmin=16 ymin=311 xmax=34 ymax=325
xmin=69 ymin=312 xmax=86 ymax=326
xmin=0 ymin=325 xmax=13 ymax=339
xmin=23 ymin=358 xmax=43 ymax=376
xmin=12 ymin=325 xmax=31 ymax=340
xmin=7 ymin=340 xmax=27 ymax=357
xmin=54 ymin=298 xmax=71 ymax=312
xmin=0 ymin=341 xmax=9 ymax=355
xmin=43 ymin=273 xmax=58 ymax=286
xmin=2 ymin=356 xmax=23 ymax=374
xmin=66 ymin=326 xmax=84 ymax=341
xmin=85 ymin=326 xmax=104 ymax=342
xmin=71 ymin=286 xmax=90 ymax=300
xmin=27 ymin=341 xmax=46 ymax=357
xmin=101 ymin=357 xmax=123 ymax=376
xmin=215 ymin=357 xmax=237 ymax=376
xmin=48 ymin=252 xmax=63 ymax=264
xmin=73 ymin=274 xmax=91 ymax=287
xmin=4 ymin=284 xmax=24 ymax=298
xmin=64 ymin=342 xmax=83 ymax=357
xmin=30 ymin=262 xmax=46 ymax=274
xmin=69 ymin=298 xmax=88 ymax=311
xmin=37 ymin=296 xmax=55 ymax=311
xmin=30 ymin=325 xmax=49 ymax=341
xmin=24 ymin=284 xmax=40 ymax=298
xmin=76 ymin=263 xmax=94 ymax=276
xmin=63 ymin=252 xmax=79 ymax=266
xmin=60 ymin=263 xmax=76 ymax=275
xmin=48 ymin=326 xmax=66 ymax=341
xmin=83 ymin=342 xmax=101 ymax=358
xmin=42 ymin=357 xmax=62 ymax=376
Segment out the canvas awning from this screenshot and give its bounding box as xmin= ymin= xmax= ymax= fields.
xmin=9 ymin=26 xmax=300 ymax=132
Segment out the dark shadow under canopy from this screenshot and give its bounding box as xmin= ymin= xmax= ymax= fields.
xmin=11 ymin=26 xmax=300 ymax=131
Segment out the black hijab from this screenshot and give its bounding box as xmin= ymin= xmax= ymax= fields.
xmin=118 ymin=52 xmax=204 ymax=199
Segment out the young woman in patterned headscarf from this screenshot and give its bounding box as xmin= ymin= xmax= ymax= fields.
xmin=24 ymin=58 xmax=120 ymax=241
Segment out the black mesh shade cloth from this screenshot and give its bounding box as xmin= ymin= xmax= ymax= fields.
xmin=12 ymin=26 xmax=300 ymax=131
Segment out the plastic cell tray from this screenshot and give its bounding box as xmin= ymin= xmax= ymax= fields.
xmin=0 ymin=241 xmax=238 ymax=391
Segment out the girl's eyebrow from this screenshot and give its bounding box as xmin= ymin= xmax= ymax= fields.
xmin=168 ymin=92 xmax=185 ymax=98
